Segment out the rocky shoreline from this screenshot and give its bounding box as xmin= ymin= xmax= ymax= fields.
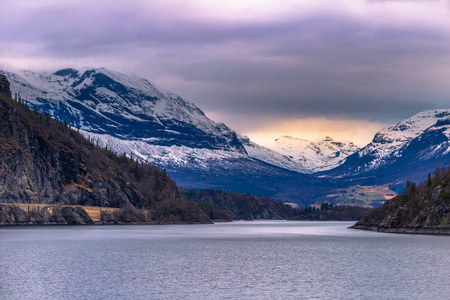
xmin=0 ymin=204 xmax=94 ymax=225
xmin=350 ymin=224 xmax=450 ymax=235
xmin=0 ymin=204 xmax=212 ymax=226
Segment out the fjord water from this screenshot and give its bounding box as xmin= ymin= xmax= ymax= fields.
xmin=1 ymin=221 xmax=449 ymax=299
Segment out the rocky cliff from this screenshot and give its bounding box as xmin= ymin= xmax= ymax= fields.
xmin=0 ymin=76 xmax=210 ymax=224
xmin=351 ymin=168 xmax=450 ymax=234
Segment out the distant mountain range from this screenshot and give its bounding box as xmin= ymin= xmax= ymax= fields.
xmin=2 ymin=67 xmax=449 ymax=206
xmin=323 ymin=109 xmax=450 ymax=189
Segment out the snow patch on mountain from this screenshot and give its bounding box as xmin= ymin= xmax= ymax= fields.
xmin=82 ymin=131 xmax=246 ymax=171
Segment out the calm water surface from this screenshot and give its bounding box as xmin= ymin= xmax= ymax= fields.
xmin=0 ymin=221 xmax=449 ymax=299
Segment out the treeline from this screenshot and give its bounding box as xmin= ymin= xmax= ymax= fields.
xmin=297 ymin=202 xmax=334 ymax=214
xmin=292 ymin=202 xmax=373 ymax=221
xmin=181 ymin=188 xmax=296 ymax=220
xmin=404 ymin=166 xmax=450 ymax=202
xmin=196 ymin=203 xmax=232 ymax=221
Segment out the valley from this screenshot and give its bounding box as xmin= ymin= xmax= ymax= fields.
xmin=322 ymin=184 xmax=397 ymax=207
xmin=1 ymin=69 xmax=450 ymax=211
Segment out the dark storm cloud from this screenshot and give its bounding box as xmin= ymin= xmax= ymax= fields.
xmin=1 ymin=0 xmax=449 ymax=127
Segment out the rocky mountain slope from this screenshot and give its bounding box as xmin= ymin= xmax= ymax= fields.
xmin=324 ymin=109 xmax=450 ymax=187
xmin=0 ymin=68 xmax=333 ymax=205
xmin=0 ymin=74 xmax=210 ymax=224
xmin=351 ymin=167 xmax=450 ymax=234
xmin=267 ymin=136 xmax=359 ymax=173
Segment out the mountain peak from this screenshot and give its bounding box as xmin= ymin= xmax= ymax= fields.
xmin=324 ymin=108 xmax=450 ymax=184
xmin=268 ymin=135 xmax=359 ymax=172
xmin=363 ymin=108 xmax=450 ymax=156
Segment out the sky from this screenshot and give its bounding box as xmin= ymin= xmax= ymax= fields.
xmin=1 ymin=0 xmax=450 ymax=146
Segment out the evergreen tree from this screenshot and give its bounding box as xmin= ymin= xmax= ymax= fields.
xmin=134 ymin=159 xmax=139 ymax=179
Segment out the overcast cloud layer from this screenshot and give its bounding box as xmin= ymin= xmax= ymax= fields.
xmin=1 ymin=0 xmax=449 ymax=145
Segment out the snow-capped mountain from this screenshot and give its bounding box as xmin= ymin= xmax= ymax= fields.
xmin=265 ymin=136 xmax=359 ymax=173
xmin=3 ymin=67 xmax=449 ymax=203
xmin=324 ymin=109 xmax=450 ymax=184
xmin=0 ymin=67 xmax=333 ymax=205
xmin=1 ymin=68 xmax=244 ymax=153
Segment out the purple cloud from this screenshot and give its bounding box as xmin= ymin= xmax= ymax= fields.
xmin=0 ymin=0 xmax=449 ymax=135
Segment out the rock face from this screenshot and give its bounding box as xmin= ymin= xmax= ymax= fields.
xmin=0 ymin=74 xmax=11 ymax=98
xmin=351 ymin=170 xmax=450 ymax=234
